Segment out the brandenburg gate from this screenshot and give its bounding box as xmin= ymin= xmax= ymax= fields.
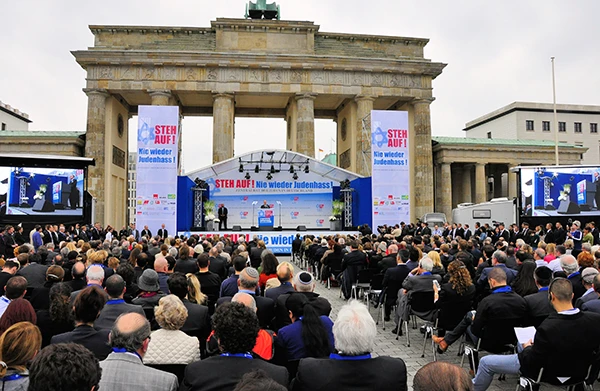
xmin=73 ymin=17 xmax=445 ymax=227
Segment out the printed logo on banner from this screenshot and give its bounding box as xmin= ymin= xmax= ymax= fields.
xmin=315 ymin=204 xmax=325 ymax=211
xmin=239 ymin=211 xmax=249 ymax=219
xmin=292 ymin=196 xmax=300 ymax=203
xmin=315 ymin=219 xmax=325 ymax=227
xmin=137 ymin=122 xmax=155 ymax=146
xmin=290 ymin=211 xmax=299 ymax=219
xmin=241 ymin=196 xmax=249 ymax=202
xmin=168 ymin=194 xmax=176 ymax=199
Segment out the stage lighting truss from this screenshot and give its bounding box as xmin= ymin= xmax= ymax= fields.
xmin=237 ymin=153 xmax=309 ymax=180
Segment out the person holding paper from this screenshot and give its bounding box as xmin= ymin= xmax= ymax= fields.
xmin=471 ymin=278 xmax=600 ymax=391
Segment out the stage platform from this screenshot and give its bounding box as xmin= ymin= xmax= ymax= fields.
xmin=178 ymin=230 xmax=359 ymax=254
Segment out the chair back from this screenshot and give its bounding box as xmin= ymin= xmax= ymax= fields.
xmin=370 ymin=274 xmax=384 ymax=290
xmin=408 ymin=291 xmax=436 ymax=312
xmin=145 ymin=364 xmax=186 ymax=384
xmin=356 ymin=269 xmax=373 ymax=284
xmin=286 ymin=359 xmax=301 ymax=381
xmin=479 ymin=317 xmax=521 ymax=353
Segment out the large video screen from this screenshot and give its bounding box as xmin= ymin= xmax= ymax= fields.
xmin=520 ymin=166 xmax=600 ymax=218
xmin=0 ymin=167 xmax=84 ymax=216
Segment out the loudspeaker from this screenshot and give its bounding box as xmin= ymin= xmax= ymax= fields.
xmin=557 ymin=201 xmax=580 ymax=214
xmin=544 ymin=205 xmax=556 ymax=210
xmin=274 ymin=226 xmax=283 ymax=231
xmin=579 ymin=204 xmax=592 ymax=212
xmin=32 ymin=200 xmax=55 ymax=212
xmin=232 ymin=225 xmax=242 ymax=232
xmin=297 ymin=225 xmax=307 ymax=231
xmin=54 ymin=203 xmax=66 ymax=210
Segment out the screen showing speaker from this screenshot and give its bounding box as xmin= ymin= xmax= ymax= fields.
xmin=520 ymin=166 xmax=600 ymax=218
xmin=0 ymin=166 xmax=84 ymax=216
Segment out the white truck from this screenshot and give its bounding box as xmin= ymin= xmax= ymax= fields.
xmin=451 ymin=198 xmax=517 ymax=233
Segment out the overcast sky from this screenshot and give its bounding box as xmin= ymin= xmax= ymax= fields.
xmin=1 ymin=1 xmax=599 ymax=173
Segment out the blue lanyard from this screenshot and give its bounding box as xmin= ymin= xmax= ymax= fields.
xmin=538 ymin=287 xmax=549 ymax=292
xmin=492 ymin=286 xmax=512 ymax=294
xmin=568 ymin=271 xmax=580 ymax=279
xmin=329 ymin=353 xmax=372 ymax=361
xmin=106 ymin=299 xmax=125 ymax=305
xmin=221 ymin=352 xmax=253 ymax=359
xmin=1 ymin=374 xmax=23 ymax=382
xmin=112 ymin=348 xmax=143 ymax=361
xmin=421 ymin=272 xmax=432 ymax=276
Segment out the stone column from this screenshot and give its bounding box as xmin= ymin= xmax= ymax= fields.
xmin=295 ymin=93 xmax=316 ymax=157
xmin=413 ymin=98 xmax=435 ymax=219
xmin=462 ymin=164 xmax=473 ymax=203
xmin=148 ymin=89 xmax=173 ymax=106
xmin=508 ymin=164 xmax=518 ymax=199
xmin=440 ymin=162 xmax=453 ymax=221
xmin=84 ymin=88 xmax=110 ymax=226
xmin=355 ymin=95 xmax=376 ymax=176
xmin=475 ymin=162 xmax=487 ymax=204
xmin=212 ymin=93 xmax=235 ymax=163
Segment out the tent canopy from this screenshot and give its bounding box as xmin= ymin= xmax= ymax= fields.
xmin=184 ymin=149 xmax=363 ymax=183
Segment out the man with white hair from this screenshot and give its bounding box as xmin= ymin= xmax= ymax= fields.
xmin=154 ymin=257 xmax=170 ymax=294
xmin=70 ymin=265 xmax=106 ymax=303
xmin=293 ymin=301 xmax=407 ymax=390
xmin=561 ymin=254 xmax=586 ymax=302
xmin=576 ymin=267 xmax=599 ymax=308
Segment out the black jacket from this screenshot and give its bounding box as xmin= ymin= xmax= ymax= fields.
xmin=273 ymin=291 xmax=332 ymax=331
xmin=218 ymin=294 xmax=275 ymax=329
xmin=293 ymin=356 xmax=407 ymax=391
xmin=180 ymin=355 xmax=288 ymax=391
xmin=518 ymin=311 xmax=600 ymax=383
xmin=377 ymin=253 xmax=397 ymax=273
xmin=523 ymin=289 xmax=555 ymax=327
xmin=174 ymin=259 xmax=199 ymax=275
xmin=382 ymin=264 xmax=410 ymax=304
xmin=51 ymin=325 xmax=111 ymax=360
xmin=208 ymin=256 xmax=228 ymax=281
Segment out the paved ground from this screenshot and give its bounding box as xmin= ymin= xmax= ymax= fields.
xmin=284 ymin=256 xmax=566 ymax=391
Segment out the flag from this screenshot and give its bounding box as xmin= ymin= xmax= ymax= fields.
xmin=318 ymin=148 xmax=324 ymax=152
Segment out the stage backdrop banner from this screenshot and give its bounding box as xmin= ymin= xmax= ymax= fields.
xmin=371 ymin=110 xmax=410 ymax=228
xmin=201 ymin=170 xmax=333 ymax=229
xmin=136 ymin=106 xmax=179 ymax=235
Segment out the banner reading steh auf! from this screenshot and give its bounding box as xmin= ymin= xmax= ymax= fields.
xmin=371 ymin=110 xmax=410 ymax=228
xmin=136 ymin=106 xmax=179 ymax=236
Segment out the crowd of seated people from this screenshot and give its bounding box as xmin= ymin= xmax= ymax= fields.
xmin=0 ymin=219 xmax=599 ymax=390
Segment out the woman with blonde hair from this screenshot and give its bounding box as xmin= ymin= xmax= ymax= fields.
xmin=0 ymin=322 xmax=42 ymax=390
xmin=544 ymin=242 xmax=556 ymax=263
xmin=427 ymin=251 xmax=445 ymax=277
xmin=186 ymin=274 xmax=207 ymax=305
xmin=144 ymin=295 xmax=200 ymax=365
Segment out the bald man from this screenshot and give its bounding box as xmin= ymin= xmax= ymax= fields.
xmin=265 ymin=262 xmax=295 ymax=301
xmin=154 ymin=257 xmax=170 ymax=294
xmin=99 ymin=313 xmax=178 ymax=391
xmin=232 ymin=292 xmax=257 ymax=312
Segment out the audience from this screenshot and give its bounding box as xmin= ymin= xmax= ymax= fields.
xmin=0 ymin=299 xmax=36 ymax=335
xmin=28 ymin=343 xmax=102 ymax=391
xmin=180 ymin=302 xmax=288 ymax=390
xmin=51 ymin=285 xmax=111 ymax=360
xmin=0 ymin=322 xmax=41 ymax=390
xmin=144 ymin=295 xmax=201 ymax=365
xmin=0 ymin=276 xmax=27 ymax=319
xmin=523 ymin=266 xmax=554 ymax=327
xmin=413 ymin=362 xmax=473 ymax=391
xmin=35 ymin=283 xmax=75 ymax=347
xmin=95 ymin=274 xmax=145 ymax=330
xmin=293 ymin=300 xmax=407 ymax=390
xmin=168 ymin=273 xmax=210 ymax=339
xmin=99 ymin=312 xmax=179 ymax=391
xmin=265 ymin=262 xmax=295 ymax=300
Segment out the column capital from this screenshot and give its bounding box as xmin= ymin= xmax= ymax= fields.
xmin=295 ymin=93 xmax=317 ymax=101
xmin=354 ymin=95 xmax=376 ymax=103
xmin=412 ymin=97 xmax=435 ymax=106
xmin=148 ymin=89 xmax=173 ymax=98
xmin=83 ymin=88 xmax=110 ymax=98
xmin=212 ymin=92 xmax=235 ymax=100
xmin=475 ymin=162 xmax=487 ymax=167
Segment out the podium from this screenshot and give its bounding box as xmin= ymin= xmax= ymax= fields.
xmin=252 ymin=202 xmax=282 ymax=231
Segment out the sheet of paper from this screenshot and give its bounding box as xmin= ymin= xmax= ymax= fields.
xmin=557 ymin=377 xmax=571 ymax=383
xmin=514 ymin=326 xmax=536 ymax=345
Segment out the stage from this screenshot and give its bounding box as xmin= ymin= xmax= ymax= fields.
xmin=178 ymin=230 xmax=360 ymax=254
xmin=6 ymin=206 xmax=83 ymax=216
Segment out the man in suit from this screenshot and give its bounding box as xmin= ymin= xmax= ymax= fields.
xmin=260 ymin=200 xmax=271 ymax=209
xmin=382 ymin=250 xmax=411 ymax=322
xmin=582 ymin=273 xmax=600 ymax=313
xmin=0 ymin=276 xmax=27 ymax=318
xmin=477 ymin=250 xmax=518 ymax=288
xmin=219 ymin=256 xmax=245 ymax=298
xmin=153 ymin=257 xmax=170 ymax=294
xmin=129 ymin=223 xmax=140 ymax=242
xmin=0 ymin=260 xmax=19 ymax=297
xmin=265 ymin=262 xmax=295 ymax=301
xmin=141 ymin=225 xmax=152 ymax=238
xmin=378 ymin=244 xmax=398 ymax=273
xmin=273 ymin=271 xmax=331 ymax=331
xmin=70 ymin=265 xmax=106 ymax=303
xmin=524 ymin=266 xmax=554 ymax=327
xmin=95 ymin=275 xmax=144 ymax=330
xmin=294 ymin=300 xmax=407 ymax=391
xmin=340 ymin=240 xmax=368 ymax=299
xmin=17 ymin=252 xmax=48 ymax=289
xmin=67 ymin=261 xmax=87 ymax=292
xmin=218 ymin=204 xmax=228 ymax=230
xmin=52 ymin=286 xmax=112 ymax=360
xmin=555 ymin=222 xmax=567 ymax=245
xmin=561 ymin=254 xmax=586 ymax=303
xmin=576 ymin=267 xmax=599 ymax=308
xmin=434 ymin=267 xmax=526 ymax=354
xmin=395 ymin=257 xmax=441 ymax=331
xmin=67 ymin=174 xmax=80 ymax=210
xmin=99 ymin=312 xmax=178 ymax=391
xmin=157 ymin=223 xmax=168 ymax=240
xmin=472 ymin=278 xmax=600 ymax=390
xmin=180 ymin=302 xmax=288 ymax=390
xmin=207 ymin=247 xmax=228 ymax=281
xmin=168 ymin=272 xmax=211 ymax=339
xmin=218 ymin=267 xmax=275 ymax=329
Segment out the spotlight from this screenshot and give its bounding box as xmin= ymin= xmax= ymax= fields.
xmin=238 ymin=164 xmax=244 ymax=173
xmin=266 ymin=173 xmax=273 ymax=180
xmin=254 ymin=164 xmax=259 ymax=173
xmin=293 ymin=172 xmax=298 ymax=180
xmin=304 ymin=165 xmax=309 ymax=174
xmin=270 ymin=164 xmax=276 ymax=174
xmin=289 ymin=165 xmax=295 ymax=174
xmin=245 ymin=172 xmax=251 ymax=180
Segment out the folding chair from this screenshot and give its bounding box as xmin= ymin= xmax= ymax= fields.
xmin=365 ymin=273 xmax=384 ymax=311
xmin=517 ymin=365 xmax=595 ymax=391
xmin=396 ymin=291 xmax=437 ymax=358
xmin=351 ymin=269 xmax=373 ymax=300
